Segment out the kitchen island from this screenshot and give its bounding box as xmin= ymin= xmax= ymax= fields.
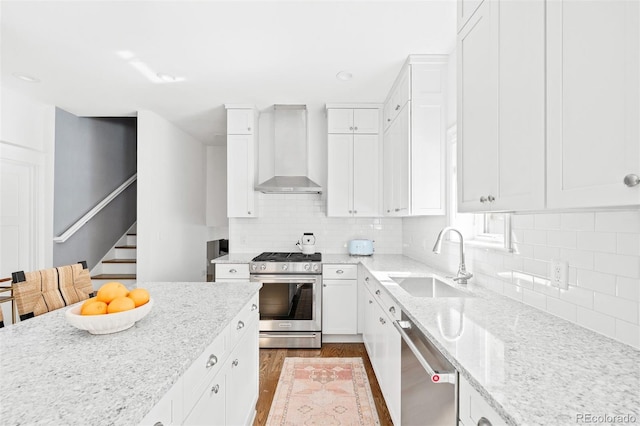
xmin=0 ymin=281 xmax=261 ymax=425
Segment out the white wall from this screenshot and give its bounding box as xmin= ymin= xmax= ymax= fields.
xmin=230 ymin=193 xmax=402 ymax=254
xmin=404 ymin=211 xmax=640 ymax=349
xmin=137 ymin=110 xmax=207 ymax=281
xmin=206 ymin=145 xmax=228 ymax=241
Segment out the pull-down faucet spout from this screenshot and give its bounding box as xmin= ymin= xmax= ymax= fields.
xmin=432 ymin=227 xmax=473 ymax=285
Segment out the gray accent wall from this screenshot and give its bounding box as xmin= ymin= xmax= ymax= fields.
xmin=53 ymin=108 xmax=137 ymax=269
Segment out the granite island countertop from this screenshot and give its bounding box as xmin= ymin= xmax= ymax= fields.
xmin=0 ymin=281 xmax=261 ymax=425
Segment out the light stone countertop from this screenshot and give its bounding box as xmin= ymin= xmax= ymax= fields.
xmin=210 ymin=253 xmax=258 ymax=264
xmin=356 ymin=254 xmax=640 ymax=426
xmin=0 ymin=281 xmax=261 ymax=426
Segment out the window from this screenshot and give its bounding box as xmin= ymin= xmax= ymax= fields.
xmin=447 ymin=126 xmax=511 ymax=251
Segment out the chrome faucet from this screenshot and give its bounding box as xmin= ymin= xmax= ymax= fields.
xmin=432 ymin=227 xmax=473 ymax=285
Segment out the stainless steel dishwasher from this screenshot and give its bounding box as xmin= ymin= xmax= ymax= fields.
xmin=394 ymin=313 xmax=458 ymax=425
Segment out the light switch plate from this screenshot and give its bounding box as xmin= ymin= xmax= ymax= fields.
xmin=551 ymin=259 xmax=569 ymax=290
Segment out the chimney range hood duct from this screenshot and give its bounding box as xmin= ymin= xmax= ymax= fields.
xmin=255 ymin=104 xmax=322 ymax=194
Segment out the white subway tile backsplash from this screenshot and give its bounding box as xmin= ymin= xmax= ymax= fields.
xmin=533 ymin=245 xmax=560 ymax=262
xmin=576 ymin=307 xmax=616 ymax=336
xmin=577 ymin=232 xmax=617 ymax=253
xmin=593 ymin=293 xmax=639 ymax=324
xmin=522 ymin=288 xmax=547 ymax=310
xmin=559 ymin=285 xmax=594 ymax=309
xmin=577 ymin=269 xmax=616 ymax=295
xmin=511 ymin=214 xmax=534 ymax=229
xmin=617 ymin=233 xmax=640 ymax=256
xmin=560 ymin=212 xmax=595 ymax=231
xmin=559 ymin=248 xmax=594 ymax=270
xmin=523 ymin=258 xmax=549 ymax=277
xmin=595 ymin=210 xmax=640 ymax=233
xmin=594 ymin=252 xmax=640 ymax=278
xmin=546 ymin=297 xmax=577 ymax=322
xmin=503 ymin=283 xmax=524 ymax=301
xmin=616 ymin=277 xmax=640 ymax=302
xmin=512 ymin=271 xmax=534 ymax=289
xmin=533 ymin=276 xmax=560 ymax=298
xmin=523 ymin=229 xmax=547 ymax=245
xmin=534 ymin=214 xmax=561 ymax=230
xmin=615 ymin=320 xmax=640 ymax=348
xmin=546 ymin=230 xmax=577 ymax=249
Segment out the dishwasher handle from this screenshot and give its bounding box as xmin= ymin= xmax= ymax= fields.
xmin=394 ymin=320 xmax=456 ymax=384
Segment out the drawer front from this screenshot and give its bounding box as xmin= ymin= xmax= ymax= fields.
xmin=323 ymin=264 xmax=357 ymax=280
xmin=228 ymin=293 xmax=259 ymax=350
xmin=363 ymin=274 xmax=399 ymax=320
xmin=215 ymin=263 xmax=249 ymax=280
xmin=182 ymin=328 xmax=228 ymax=412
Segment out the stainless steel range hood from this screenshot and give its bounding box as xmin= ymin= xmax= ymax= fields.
xmin=255 ymin=105 xmax=322 ymax=194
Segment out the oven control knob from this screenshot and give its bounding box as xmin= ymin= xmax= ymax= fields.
xmin=312 ymin=264 xmax=319 ymax=271
xmin=282 ymin=264 xmax=288 ymax=271
xmin=260 ymin=264 xmax=267 ymax=271
xmin=251 ymin=264 xmax=257 ymax=271
xmin=304 ymin=263 xmax=311 ymax=271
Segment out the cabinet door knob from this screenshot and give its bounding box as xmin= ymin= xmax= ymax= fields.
xmin=211 ymin=384 xmax=220 ymax=394
xmin=247 ymin=127 xmax=251 ymax=131
xmin=154 ymin=422 xmax=164 ymax=426
xmin=206 ymin=354 xmax=218 ymax=368
xmin=232 ymin=359 xmax=239 ymax=367
xmin=349 ymin=126 xmax=354 ymax=131
xmin=487 ymin=195 xmax=495 ymax=202
xmin=624 ymin=174 xmax=640 ymax=187
xmin=477 ymin=417 xmax=493 ymax=426
xmin=247 ymin=211 xmax=251 ymax=215
xmin=394 ymin=208 xmax=400 ymax=212
xmin=237 ymin=320 xmax=245 ymax=330
xmin=387 ymin=118 xmax=391 ymax=122
xmin=379 ymin=317 xmax=386 ymax=324
xmin=336 ymin=269 xmax=344 ymax=274
xmin=387 ymin=209 xmax=391 ymax=213
xmin=229 ymin=269 xmax=237 ymax=273
xmin=353 ymin=210 xmax=357 ymax=214
xmin=348 ymin=210 xmax=352 ymax=214
xmin=375 ymin=289 xmax=381 ymax=296
xmin=480 ymin=196 xmax=488 ymax=203
xmin=323 ymin=284 xmax=327 ymax=287
xmin=365 ymin=277 xmax=369 ymax=282
xmin=369 ymin=300 xmax=373 ymax=304
xmin=354 ymin=127 xmax=358 ymax=131
xmin=389 ymin=306 xmax=396 ymax=314
xmin=251 ymin=303 xmax=258 ymax=311
xmin=395 ymin=104 xmax=400 ymax=110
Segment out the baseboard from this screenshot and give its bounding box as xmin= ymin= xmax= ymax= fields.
xmin=322 ymin=334 xmax=364 ymax=343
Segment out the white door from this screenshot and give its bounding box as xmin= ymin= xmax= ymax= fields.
xmin=457 ymin=0 xmax=499 ymax=211
xmin=327 ymin=109 xmax=354 ymax=134
xmin=353 ymin=134 xmax=380 ymax=217
xmin=322 ymin=279 xmax=357 ymax=334
xmin=226 ymin=135 xmax=253 ymax=217
xmin=547 ymin=0 xmax=640 ymax=209
xmin=327 ymin=134 xmax=353 ymax=217
xmin=353 ymin=109 xmax=379 ymax=134
xmin=227 ymin=109 xmax=254 ymax=135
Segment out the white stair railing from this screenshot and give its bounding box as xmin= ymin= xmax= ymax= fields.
xmin=53 ymin=173 xmax=137 ymax=243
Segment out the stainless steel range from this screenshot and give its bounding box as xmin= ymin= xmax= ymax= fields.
xmin=250 ymin=252 xmax=322 ymax=348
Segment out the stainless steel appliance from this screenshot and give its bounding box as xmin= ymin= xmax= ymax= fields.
xmin=250 ymin=252 xmax=322 ymax=348
xmin=394 ymin=313 xmax=458 ymax=425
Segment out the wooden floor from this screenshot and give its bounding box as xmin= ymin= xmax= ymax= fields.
xmin=254 ymin=343 xmax=393 ymax=426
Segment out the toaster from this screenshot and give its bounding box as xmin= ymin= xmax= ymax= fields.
xmin=348 ymin=239 xmax=374 ymax=256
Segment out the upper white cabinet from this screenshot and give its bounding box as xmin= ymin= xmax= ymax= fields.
xmin=327 ymin=106 xmax=382 ymax=217
xmin=328 ymin=108 xmax=379 ymax=134
xmin=457 ymin=0 xmax=545 ymax=212
xmin=547 ymin=0 xmax=640 ymax=209
xmin=383 ymin=55 xmax=447 ymax=217
xmin=457 ymin=0 xmax=484 ymax=33
xmin=225 ymin=106 xmax=258 ymax=218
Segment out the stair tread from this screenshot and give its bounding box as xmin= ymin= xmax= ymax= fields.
xmin=102 ymin=259 xmax=136 ymax=264
xmin=92 ymin=274 xmax=136 ymax=279
xmin=127 ymin=233 xmax=137 ymax=236
xmin=115 ymin=245 xmax=137 ymax=249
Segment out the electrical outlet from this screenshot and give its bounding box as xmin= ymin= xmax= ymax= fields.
xmin=550 ymin=259 xmax=569 ymax=290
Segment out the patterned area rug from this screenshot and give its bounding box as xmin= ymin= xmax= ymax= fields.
xmin=266 ymin=357 xmax=381 ymax=426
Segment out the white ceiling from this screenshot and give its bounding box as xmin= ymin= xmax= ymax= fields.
xmin=1 ymin=0 xmax=456 ymax=144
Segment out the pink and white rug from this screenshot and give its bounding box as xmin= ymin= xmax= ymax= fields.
xmin=266 ymin=357 xmax=381 ymax=426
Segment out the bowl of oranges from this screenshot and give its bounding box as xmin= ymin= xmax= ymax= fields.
xmin=65 ymin=282 xmax=152 ymax=335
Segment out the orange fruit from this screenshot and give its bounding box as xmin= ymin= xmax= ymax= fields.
xmin=81 ymin=300 xmax=107 ymax=315
xmin=96 ymin=282 xmax=128 ymax=304
xmin=107 ymin=296 xmax=135 ymax=314
xmin=81 ymin=297 xmax=98 ymax=309
xmin=127 ymin=288 xmax=150 ymax=308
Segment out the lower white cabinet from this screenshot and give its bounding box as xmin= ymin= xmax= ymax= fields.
xmin=214 ymin=263 xmax=250 ymax=282
xmin=322 ymin=264 xmax=358 ymax=335
xmin=459 ymin=376 xmax=507 ymax=426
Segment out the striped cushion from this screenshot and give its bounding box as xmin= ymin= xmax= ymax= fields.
xmin=57 ymin=263 xmax=93 ymax=305
xmin=13 ymin=269 xmax=64 ymax=320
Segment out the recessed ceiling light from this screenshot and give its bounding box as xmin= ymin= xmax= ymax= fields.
xmin=12 ymin=72 xmax=40 ymax=83
xmin=336 ymin=71 xmax=353 ymax=81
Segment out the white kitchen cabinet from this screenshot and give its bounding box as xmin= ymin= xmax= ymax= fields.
xmin=226 ymin=106 xmax=258 ymax=218
xmin=327 ymin=108 xmax=379 ymax=134
xmin=226 ymin=108 xmax=255 ymax=135
xmin=383 ymin=55 xmax=448 ymax=217
xmin=457 ymin=0 xmax=484 ymax=33
xmin=459 ymin=375 xmax=507 ymax=426
xmin=547 ymin=0 xmax=640 ymax=209
xmin=225 ymin=318 xmax=259 ymax=426
xmin=457 ymin=0 xmax=545 ymax=212
xmin=183 ymin=373 xmax=226 ymax=426
xmin=322 ymin=264 xmax=358 ymax=335
xmin=214 ymin=263 xmax=250 ymax=282
xmin=326 ymin=106 xmax=382 ymax=218
xmin=139 ymin=377 xmax=183 ymax=426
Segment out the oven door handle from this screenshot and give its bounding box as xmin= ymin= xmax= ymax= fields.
xmin=250 ymin=276 xmax=319 ymax=284
xmin=260 ymin=333 xmax=319 ymax=338
xmin=394 ymin=320 xmax=456 ymax=384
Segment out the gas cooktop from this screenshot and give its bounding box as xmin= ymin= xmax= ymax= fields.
xmin=252 ymin=252 xmax=322 ymax=262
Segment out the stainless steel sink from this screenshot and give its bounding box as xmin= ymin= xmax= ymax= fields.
xmin=389 ymin=276 xmax=472 ymax=298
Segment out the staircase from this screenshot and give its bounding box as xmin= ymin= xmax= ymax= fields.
xmin=91 ymin=224 xmax=137 ymax=289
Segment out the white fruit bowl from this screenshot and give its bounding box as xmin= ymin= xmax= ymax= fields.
xmin=65 ymin=298 xmax=153 ymax=335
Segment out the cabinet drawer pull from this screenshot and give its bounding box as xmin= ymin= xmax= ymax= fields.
xmin=323 ymin=284 xmax=327 ymax=287
xmin=375 ymin=289 xmax=381 ymax=296
xmin=153 ymin=422 xmax=164 ymax=426
xmin=229 ymin=268 xmax=237 ymax=274
xmin=349 ymin=126 xmax=354 ymax=131
xmin=624 ymin=174 xmax=640 ymax=187
xmin=354 ymin=127 xmax=358 ymax=131
xmin=247 ymin=211 xmax=251 ymax=215
xmin=389 ymin=306 xmax=396 ymax=314
xmin=348 ymin=210 xmax=353 ymax=214
xmin=211 ymin=384 xmax=220 ymax=394
xmin=379 ymin=317 xmax=386 ymax=325
xmin=369 ymin=300 xmax=373 ymax=304
xmin=365 ymin=277 xmax=369 ymax=282
xmin=487 ymin=195 xmax=495 ymax=202
xmin=477 ymin=417 xmax=493 ymax=426
xmin=387 ymin=118 xmax=391 ymax=122
xmin=247 ymin=127 xmax=251 ymax=131
xmin=480 ymin=196 xmax=488 ymax=203
xmin=232 ymin=359 xmax=239 ymax=367
xmin=251 ymin=303 xmax=258 ymax=311
xmin=336 ymin=269 xmax=344 ymax=274
xmin=206 ymin=354 xmax=218 ymax=368
xmin=237 ymin=320 xmax=245 ymax=330
xmin=395 ymin=104 xmax=400 ymax=110
xmin=353 ymin=210 xmax=357 ymax=214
